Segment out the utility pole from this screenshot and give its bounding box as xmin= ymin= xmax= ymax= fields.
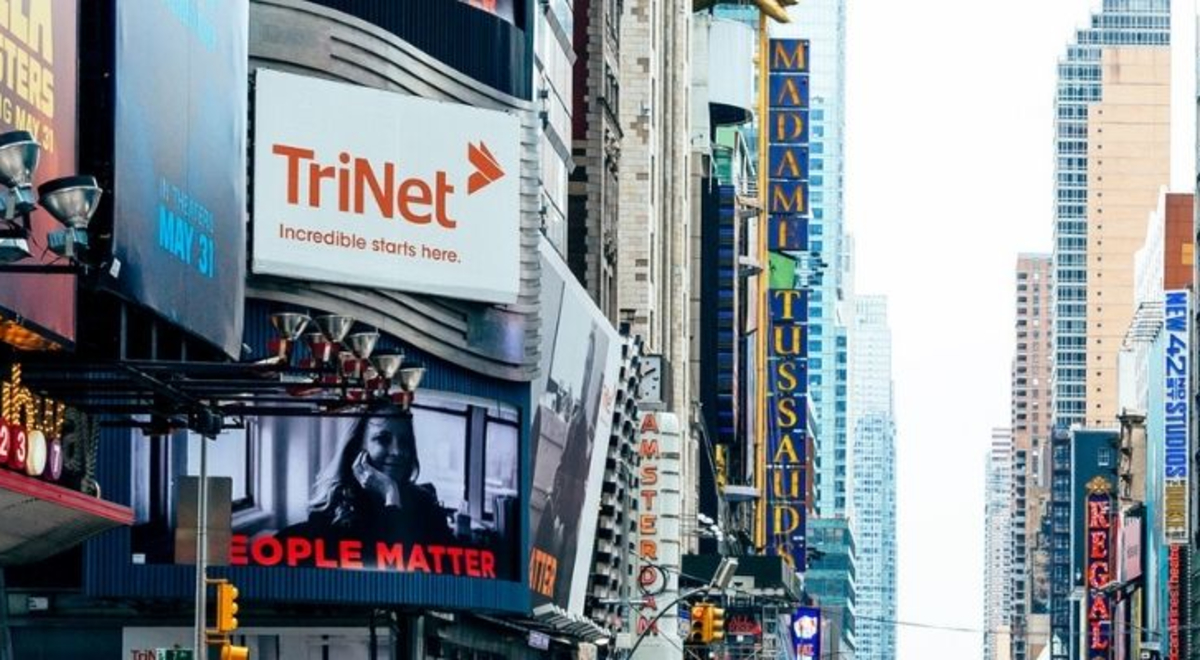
xmin=193 ymin=430 xmax=210 ymax=657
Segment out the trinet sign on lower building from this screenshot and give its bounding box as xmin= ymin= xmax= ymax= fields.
xmin=252 ymin=69 xmax=521 ymax=304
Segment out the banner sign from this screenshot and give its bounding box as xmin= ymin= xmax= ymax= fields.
xmin=114 ymin=0 xmax=248 ymax=357
xmin=765 ymin=38 xmax=811 ymax=573
xmin=0 ymin=0 xmax=77 ymax=349
xmin=1163 ymin=290 xmax=1190 ymax=544
xmin=792 ymin=607 xmax=821 ymax=660
xmin=630 ymin=413 xmax=683 ymax=657
xmin=1168 ymin=546 xmax=1186 ymax=660
xmin=529 ymin=240 xmax=621 ymax=613
xmin=130 ymin=392 xmax=522 ymax=584
xmin=1086 ymin=481 xmax=1114 ymax=660
xmin=252 ymin=69 xmax=521 ymax=305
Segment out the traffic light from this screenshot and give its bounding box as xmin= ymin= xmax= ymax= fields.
xmin=707 ymin=605 xmax=726 ymax=643
xmin=218 ymin=642 xmax=249 ymax=660
xmin=214 ymin=582 xmax=240 ymax=634
xmin=688 ymin=604 xmax=708 ymax=643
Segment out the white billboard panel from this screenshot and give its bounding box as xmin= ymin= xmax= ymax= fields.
xmin=252 ymin=69 xmax=521 ymax=304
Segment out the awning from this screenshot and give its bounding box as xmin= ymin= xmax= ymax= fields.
xmin=0 ymin=469 xmax=133 ymax=565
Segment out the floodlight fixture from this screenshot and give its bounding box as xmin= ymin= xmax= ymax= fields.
xmin=709 ymin=557 xmax=739 ymax=591
xmin=370 ymin=352 xmax=404 ymax=381
xmin=397 ymin=367 xmax=425 ymax=394
xmin=0 ymin=130 xmax=39 ymax=215
xmin=0 ymin=236 xmax=30 ymax=264
xmin=344 ymin=331 xmax=379 ymax=360
xmin=269 ymin=312 xmax=311 ymax=341
xmin=38 ymin=175 xmax=102 ymax=229
xmin=314 ymin=314 xmax=354 ymax=343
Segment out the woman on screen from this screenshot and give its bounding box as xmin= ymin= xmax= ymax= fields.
xmin=276 ymin=401 xmax=454 ymax=548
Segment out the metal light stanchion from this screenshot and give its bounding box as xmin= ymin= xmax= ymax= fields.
xmin=194 ymin=432 xmax=209 ymax=658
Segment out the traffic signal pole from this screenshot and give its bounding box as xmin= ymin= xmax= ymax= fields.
xmin=193 ymin=432 xmax=209 ymax=657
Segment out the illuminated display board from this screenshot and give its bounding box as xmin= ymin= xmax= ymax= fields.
xmin=764 ymin=38 xmax=811 ymax=572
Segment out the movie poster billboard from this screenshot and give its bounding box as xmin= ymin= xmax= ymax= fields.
xmin=129 ymin=391 xmax=521 ymax=582
xmin=529 ymin=239 xmax=621 ymax=613
xmin=0 ymin=1 xmax=77 ymax=349
xmin=113 ymin=0 xmax=248 ymax=357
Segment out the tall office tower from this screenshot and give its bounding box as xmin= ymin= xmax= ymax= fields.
xmin=618 ymin=0 xmax=697 ymax=541
xmin=984 ymin=429 xmax=1015 ymax=660
xmin=568 ymin=0 xmax=621 ymax=320
xmin=1050 ymin=0 xmax=1171 ymax=430
xmin=1048 ymin=4 xmax=1170 ymax=656
xmin=850 ymin=295 xmax=897 ymax=660
xmin=1009 ymin=255 xmax=1054 ymax=660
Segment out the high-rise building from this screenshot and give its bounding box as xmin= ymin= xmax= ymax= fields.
xmin=1009 ymin=254 xmax=1053 ymax=660
xmin=568 ymin=0 xmax=622 ymax=320
xmin=850 ymin=295 xmax=896 ymax=660
xmin=619 ymin=0 xmax=699 ymax=540
xmin=1050 ymin=0 xmax=1171 ymax=430
xmin=1048 ymin=4 xmax=1171 ymax=656
xmin=984 ymin=428 xmax=1015 ymax=660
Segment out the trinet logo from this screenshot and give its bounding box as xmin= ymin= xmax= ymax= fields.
xmin=271 ymin=142 xmax=506 ymax=228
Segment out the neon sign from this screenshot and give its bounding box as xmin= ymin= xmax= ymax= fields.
xmin=1085 ymin=478 xmax=1113 ymax=660
xmin=0 ymin=364 xmax=66 ymax=481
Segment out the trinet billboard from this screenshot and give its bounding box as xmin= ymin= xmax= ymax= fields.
xmin=251 ymin=69 xmax=521 ymax=304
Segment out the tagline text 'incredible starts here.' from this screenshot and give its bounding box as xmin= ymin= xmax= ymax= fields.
xmin=277 ymin=223 xmax=462 ymax=264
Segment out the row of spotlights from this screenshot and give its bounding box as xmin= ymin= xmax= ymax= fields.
xmin=0 ymin=130 xmax=103 ymax=265
xmin=269 ymin=312 xmax=424 ymax=393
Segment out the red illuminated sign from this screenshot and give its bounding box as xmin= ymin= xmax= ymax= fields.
xmin=0 ymin=364 xmax=64 ymax=482
xmin=1087 ymin=487 xmax=1113 ymax=660
xmin=1169 ymin=546 xmax=1184 ymax=660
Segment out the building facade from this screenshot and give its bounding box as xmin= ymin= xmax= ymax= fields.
xmin=849 ymin=295 xmax=896 ymax=660
xmin=1050 ymin=0 xmax=1171 ymax=430
xmin=1010 ymin=254 xmax=1053 ymax=660
xmin=984 ymin=428 xmax=1014 ymax=660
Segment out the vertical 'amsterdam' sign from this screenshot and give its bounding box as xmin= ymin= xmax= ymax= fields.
xmin=765 ymin=38 xmax=810 ymax=572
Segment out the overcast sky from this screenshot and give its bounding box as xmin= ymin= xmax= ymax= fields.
xmin=844 ymin=1 xmax=1194 ymax=657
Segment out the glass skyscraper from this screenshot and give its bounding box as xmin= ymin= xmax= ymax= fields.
xmin=850 ymin=296 xmax=897 ymax=660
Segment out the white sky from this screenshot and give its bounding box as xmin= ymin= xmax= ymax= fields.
xmin=843 ymin=1 xmax=1186 ymax=658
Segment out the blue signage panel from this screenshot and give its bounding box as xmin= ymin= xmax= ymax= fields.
xmin=1163 ymin=289 xmax=1190 ymax=544
xmin=792 ymin=607 xmax=822 ymax=660
xmin=768 ymin=145 xmax=809 ymax=182
xmin=765 ymin=38 xmax=813 ymax=574
xmin=768 ymin=109 xmax=809 ymax=144
xmin=113 ymin=0 xmax=249 ymax=357
xmin=768 ymin=216 xmax=808 ymax=252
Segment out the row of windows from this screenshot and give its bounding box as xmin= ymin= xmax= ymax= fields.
xmin=1057 ymin=156 xmax=1087 ymax=171
xmin=1057 ymin=204 xmax=1087 ymax=219
xmin=1077 ymin=30 xmax=1168 ymax=46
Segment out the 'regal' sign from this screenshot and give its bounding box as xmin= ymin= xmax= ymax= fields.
xmin=251 ymin=69 xmax=521 ymax=305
